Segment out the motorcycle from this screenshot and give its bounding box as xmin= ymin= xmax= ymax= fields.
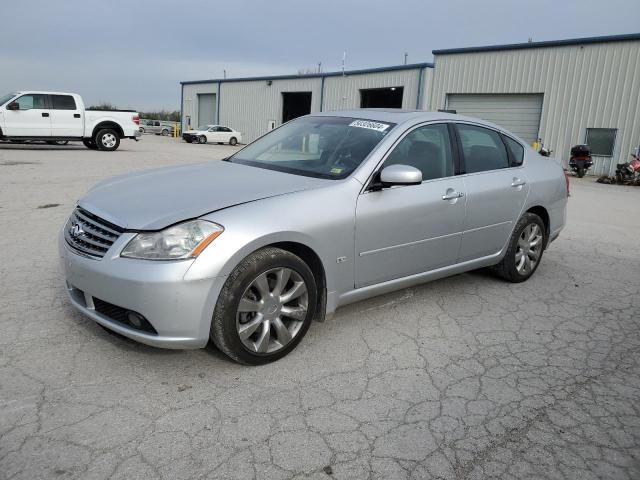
xmin=615 ymin=151 xmax=640 ymax=184
xmin=569 ymin=144 xmax=593 ymax=178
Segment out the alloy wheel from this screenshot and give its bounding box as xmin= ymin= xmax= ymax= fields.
xmin=235 ymin=267 xmax=308 ymax=354
xmin=515 ymin=223 xmax=543 ymax=274
xmin=102 ymin=133 xmax=117 ymax=148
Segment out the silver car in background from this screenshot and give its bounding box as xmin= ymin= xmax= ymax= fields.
xmin=60 ymin=110 xmax=568 ymax=364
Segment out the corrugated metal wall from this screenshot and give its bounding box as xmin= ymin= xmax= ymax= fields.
xmin=182 ymin=66 xmax=435 ymax=144
xmin=219 ymin=78 xmax=322 ymax=143
xmin=323 ymin=68 xmax=423 ymax=111
xmin=430 ymin=40 xmax=640 ymax=175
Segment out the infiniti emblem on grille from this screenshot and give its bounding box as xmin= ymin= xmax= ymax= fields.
xmin=70 ymin=223 xmax=85 ymax=238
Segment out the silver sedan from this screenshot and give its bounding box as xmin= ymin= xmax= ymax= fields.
xmin=60 ymin=110 xmax=568 ymax=364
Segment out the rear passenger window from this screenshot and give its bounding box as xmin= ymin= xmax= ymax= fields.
xmin=457 ymin=124 xmax=509 ymax=173
xmin=51 ymin=95 xmax=76 ymax=110
xmin=384 ymin=123 xmax=454 ymax=181
xmin=502 ymin=135 xmax=525 ymax=166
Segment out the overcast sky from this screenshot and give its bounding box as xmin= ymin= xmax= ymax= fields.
xmin=1 ymin=0 xmax=638 ymax=111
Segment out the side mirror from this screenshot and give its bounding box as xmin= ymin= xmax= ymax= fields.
xmin=379 ymin=164 xmax=423 ymax=187
xmin=6 ymin=102 xmax=19 ymax=111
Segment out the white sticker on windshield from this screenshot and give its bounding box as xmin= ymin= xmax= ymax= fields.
xmin=349 ymin=120 xmax=390 ymax=132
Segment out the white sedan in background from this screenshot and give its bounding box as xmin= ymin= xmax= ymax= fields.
xmin=183 ymin=125 xmax=242 ymax=145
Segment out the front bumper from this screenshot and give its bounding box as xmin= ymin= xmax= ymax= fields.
xmin=59 ymin=230 xmax=227 ymax=349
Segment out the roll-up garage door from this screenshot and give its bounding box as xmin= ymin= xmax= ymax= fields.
xmin=446 ymin=94 xmax=543 ymax=144
xmin=197 ymin=94 xmax=216 ymax=127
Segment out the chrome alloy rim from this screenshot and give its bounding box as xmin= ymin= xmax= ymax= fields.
xmin=102 ymin=133 xmax=117 ymax=148
xmin=515 ymin=224 xmax=543 ymax=274
xmin=235 ymin=267 xmax=308 ymax=354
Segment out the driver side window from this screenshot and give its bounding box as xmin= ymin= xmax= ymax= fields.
xmin=384 ymin=123 xmax=454 ymax=181
xmin=15 ymin=94 xmax=48 ymax=110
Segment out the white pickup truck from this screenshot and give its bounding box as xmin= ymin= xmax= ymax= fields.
xmin=0 ymin=91 xmax=140 ymax=151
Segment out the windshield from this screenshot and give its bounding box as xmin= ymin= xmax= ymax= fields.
xmin=197 ymin=125 xmax=212 ymax=131
xmin=0 ymin=92 xmax=18 ymax=106
xmin=228 ymin=116 xmax=395 ymax=179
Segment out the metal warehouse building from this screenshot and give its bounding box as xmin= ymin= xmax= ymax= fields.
xmin=181 ymin=33 xmax=640 ymax=175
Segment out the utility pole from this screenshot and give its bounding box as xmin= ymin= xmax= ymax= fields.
xmin=342 ymin=52 xmax=346 ymax=76
xmin=404 ymin=52 xmax=408 ymax=65
xmin=317 ymin=62 xmax=322 ymax=73
xmin=223 ymin=69 xmax=227 ymax=79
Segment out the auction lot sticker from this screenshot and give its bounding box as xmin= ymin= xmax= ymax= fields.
xmin=349 ymin=120 xmax=390 ymax=132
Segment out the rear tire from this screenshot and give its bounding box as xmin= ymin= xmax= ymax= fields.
xmin=210 ymin=247 xmax=317 ymax=365
xmin=139 ymin=127 xmax=145 ymax=134
xmin=577 ymin=167 xmax=586 ymax=178
xmin=95 ymin=129 xmax=120 ymax=151
xmin=229 ymin=137 xmax=238 ymax=146
xmin=161 ymin=129 xmax=169 ymax=136
xmin=493 ymin=213 xmax=547 ymax=283
xmin=83 ymin=139 xmax=98 ymax=150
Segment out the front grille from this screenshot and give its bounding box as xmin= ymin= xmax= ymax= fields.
xmin=93 ymin=298 xmax=158 ymax=334
xmin=65 ymin=207 xmax=124 ymax=258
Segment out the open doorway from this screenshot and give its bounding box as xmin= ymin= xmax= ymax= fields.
xmin=282 ymin=92 xmax=312 ymax=123
xmin=360 ymin=87 xmax=404 ymax=108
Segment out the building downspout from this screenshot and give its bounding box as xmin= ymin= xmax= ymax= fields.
xmin=416 ymin=66 xmax=425 ymax=110
xmin=216 ymin=82 xmax=221 ymax=123
xmin=319 ymin=75 xmax=325 ymax=112
xmin=180 ymin=84 xmax=184 ymax=132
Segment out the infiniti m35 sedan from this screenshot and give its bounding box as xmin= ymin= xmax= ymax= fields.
xmin=60 ymin=110 xmax=568 ymax=364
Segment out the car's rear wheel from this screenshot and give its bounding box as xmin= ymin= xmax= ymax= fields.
xmin=139 ymin=127 xmax=145 ymax=134
xmin=161 ymin=129 xmax=169 ymax=136
xmin=198 ymin=135 xmax=207 ymax=144
xmin=210 ymin=247 xmax=317 ymax=365
xmin=229 ymin=137 xmax=238 ymax=146
xmin=493 ymin=212 xmax=546 ymax=283
xmin=95 ymin=129 xmax=120 ymax=151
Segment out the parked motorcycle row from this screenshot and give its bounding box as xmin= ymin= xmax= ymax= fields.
xmin=534 ymin=138 xmax=640 ymax=186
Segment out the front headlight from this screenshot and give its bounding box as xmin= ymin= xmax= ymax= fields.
xmin=121 ymin=219 xmax=223 ymax=260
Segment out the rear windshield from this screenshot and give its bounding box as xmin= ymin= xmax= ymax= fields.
xmin=228 ymin=116 xmax=395 ymax=179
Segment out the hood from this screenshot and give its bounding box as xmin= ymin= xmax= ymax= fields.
xmin=183 ymin=129 xmax=202 ymax=134
xmin=79 ymin=161 xmax=328 ymax=230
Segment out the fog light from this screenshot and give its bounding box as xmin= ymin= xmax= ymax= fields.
xmin=126 ymin=311 xmax=144 ymax=328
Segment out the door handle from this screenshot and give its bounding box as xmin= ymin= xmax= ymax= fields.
xmin=74 ymin=114 xmax=81 ymax=118
xmin=442 ymin=191 xmax=464 ymax=200
xmin=42 ymin=112 xmax=49 ymax=117
xmin=511 ymin=178 xmax=526 ymax=187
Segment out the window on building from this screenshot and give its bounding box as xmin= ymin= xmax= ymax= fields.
xmin=51 ymin=95 xmax=76 ymax=110
xmin=502 ymin=134 xmax=525 ymax=166
xmin=586 ymin=128 xmax=617 ymax=156
xmin=384 ymin=124 xmax=454 ymax=181
xmin=456 ymin=124 xmax=509 ymax=173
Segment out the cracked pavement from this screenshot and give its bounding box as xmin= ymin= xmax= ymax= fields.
xmin=1 ymin=136 xmax=639 ymax=479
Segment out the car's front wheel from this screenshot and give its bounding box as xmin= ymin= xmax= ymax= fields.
xmin=198 ymin=135 xmax=207 ymax=144
xmin=493 ymin=212 xmax=546 ymax=283
xmin=210 ymin=247 xmax=317 ymax=365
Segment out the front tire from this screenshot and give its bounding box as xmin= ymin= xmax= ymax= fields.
xmin=229 ymin=137 xmax=238 ymax=146
xmin=198 ymin=135 xmax=207 ymax=144
xmin=493 ymin=213 xmax=546 ymax=283
xmin=210 ymin=247 xmax=317 ymax=365
xmin=161 ymin=129 xmax=169 ymax=136
xmin=95 ymin=129 xmax=120 ymax=151
xmin=577 ymin=167 xmax=586 ymax=178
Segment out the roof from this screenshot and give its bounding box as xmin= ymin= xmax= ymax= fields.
xmin=432 ymin=32 xmax=640 ymax=55
xmin=181 ymin=62 xmax=434 ymax=86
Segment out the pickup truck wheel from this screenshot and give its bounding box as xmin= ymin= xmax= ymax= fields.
xmin=96 ymin=129 xmax=120 ymax=151
xmin=46 ymin=140 xmax=69 ymax=146
xmin=210 ymin=247 xmax=317 ymax=365
xmin=493 ymin=213 xmax=547 ymax=283
xmin=229 ymin=137 xmax=238 ymax=146
xmin=198 ymin=135 xmax=207 ymax=144
xmin=82 ymin=139 xmax=98 ymax=150
xmin=161 ymin=129 xmax=169 ymax=136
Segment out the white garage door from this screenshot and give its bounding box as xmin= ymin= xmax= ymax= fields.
xmin=446 ymin=94 xmax=543 ymax=144
xmin=197 ymin=94 xmax=216 ymax=127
